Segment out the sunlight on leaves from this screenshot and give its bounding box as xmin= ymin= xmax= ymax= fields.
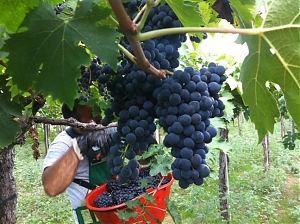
xmin=3 ymin=0 xmax=121 ymax=106
xmin=239 ymin=0 xmax=300 ymax=142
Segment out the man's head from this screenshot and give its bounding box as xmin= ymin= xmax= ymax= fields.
xmin=62 ymin=102 xmax=102 ymax=134
xmin=61 ymin=102 xmax=81 ymax=121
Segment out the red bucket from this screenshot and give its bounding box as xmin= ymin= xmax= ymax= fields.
xmin=86 ymin=172 xmax=174 ymax=224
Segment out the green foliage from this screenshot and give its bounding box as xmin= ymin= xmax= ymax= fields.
xmin=166 ymin=198 xmax=182 ymax=224
xmin=0 ymin=73 xmax=23 ymax=148
xmin=0 ymin=0 xmax=40 ymax=32
xmin=116 ymin=201 xmax=139 ymax=221
xmin=230 ymin=0 xmax=258 ymax=28
xmin=281 ymin=131 xmax=300 ymax=150
xmin=239 ymin=0 xmax=300 ymax=142
xmin=14 ymin=119 xmax=300 ymax=223
xmin=208 ymin=134 xmax=231 ymax=154
xmin=0 ymin=26 xmax=9 ymax=59
xmin=14 ymin=145 xmax=74 ymax=223
xmin=0 ymin=0 xmax=299 ymax=149
xmin=136 ymin=143 xmax=173 ymax=177
xmin=2 ymin=0 xmax=121 ymax=108
xmin=0 ymin=97 xmax=23 ymax=148
xmin=166 ymin=0 xmax=205 ymax=27
xmin=169 ymin=119 xmax=300 ymax=223
xmin=116 ymin=194 xmax=161 ymax=223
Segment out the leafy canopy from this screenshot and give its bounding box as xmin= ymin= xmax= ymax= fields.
xmin=3 ymin=0 xmax=121 ymax=106
xmin=0 ymin=0 xmax=299 ymax=148
xmin=238 ymin=0 xmax=300 ymax=141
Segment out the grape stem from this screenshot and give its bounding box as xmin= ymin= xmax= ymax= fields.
xmin=0 ymin=59 xmax=7 ymax=67
xmin=133 ymin=26 xmax=285 ymax=41
xmin=118 ymin=43 xmax=173 ymax=75
xmin=109 ymin=15 xmax=119 ymax=26
xmin=150 ymin=176 xmax=165 ymax=197
xmin=118 ymin=43 xmax=136 ymax=64
xmin=108 ymin=0 xmax=166 ymax=79
xmin=136 ymin=0 xmax=161 ymax=31
xmin=133 ymin=3 xmax=146 ymax=24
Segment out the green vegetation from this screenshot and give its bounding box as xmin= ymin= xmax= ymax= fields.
xmin=14 ymin=141 xmax=73 ymax=223
xmin=14 ymin=119 xmax=300 ymax=223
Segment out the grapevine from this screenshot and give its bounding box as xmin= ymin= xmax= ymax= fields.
xmin=0 ymin=0 xmax=299 ymax=223
xmin=76 ymin=0 xmax=227 ymax=189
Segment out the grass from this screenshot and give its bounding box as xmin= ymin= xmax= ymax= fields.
xmin=14 ymin=119 xmax=300 ymax=223
xmin=167 ymin=120 xmax=300 ymax=224
xmin=14 ymin=137 xmax=74 ymax=224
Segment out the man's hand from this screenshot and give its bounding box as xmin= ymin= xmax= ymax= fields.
xmin=75 ymin=127 xmax=116 ymax=161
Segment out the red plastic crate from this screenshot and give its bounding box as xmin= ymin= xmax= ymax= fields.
xmin=85 ymin=172 xmax=174 ymax=224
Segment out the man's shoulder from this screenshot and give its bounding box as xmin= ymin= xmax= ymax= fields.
xmin=50 ymin=130 xmax=72 ymax=148
xmin=55 ymin=129 xmax=72 ymax=140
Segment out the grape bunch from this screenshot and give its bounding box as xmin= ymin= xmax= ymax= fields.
xmin=77 ymin=58 xmax=102 ymax=102
xmin=153 ymin=63 xmax=227 ymax=188
xmin=94 ymin=167 xmax=170 ymax=208
xmin=103 ymin=2 xmax=193 ymax=184
xmin=125 ymin=2 xmax=188 ymax=72
xmin=76 ymin=1 xmax=227 ymax=189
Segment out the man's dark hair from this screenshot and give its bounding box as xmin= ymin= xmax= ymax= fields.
xmin=61 ymin=101 xmax=81 ymax=121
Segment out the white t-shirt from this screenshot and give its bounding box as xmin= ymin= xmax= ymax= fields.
xmin=42 ymin=130 xmax=90 ymax=223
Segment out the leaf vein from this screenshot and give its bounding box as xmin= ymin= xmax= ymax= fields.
xmin=261 ymin=33 xmax=300 ymax=89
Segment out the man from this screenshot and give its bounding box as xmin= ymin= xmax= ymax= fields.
xmin=42 ymin=101 xmax=115 ymax=223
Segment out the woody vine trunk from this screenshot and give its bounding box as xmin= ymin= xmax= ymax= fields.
xmin=0 ymin=146 xmax=17 ymax=224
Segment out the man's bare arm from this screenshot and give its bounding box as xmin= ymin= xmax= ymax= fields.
xmin=42 ymin=147 xmax=80 ymax=196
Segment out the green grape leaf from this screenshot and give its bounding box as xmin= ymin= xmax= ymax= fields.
xmin=0 ymin=26 xmax=9 ymax=59
xmin=166 ymin=198 xmax=182 ymax=224
xmin=0 ymin=74 xmax=24 ymax=149
xmin=140 ymin=178 xmax=151 ymax=189
xmin=0 ymin=0 xmax=40 ymax=32
xmin=0 ymin=95 xmax=23 ymax=149
xmin=125 ymin=199 xmax=142 ymax=209
xmin=230 ymin=0 xmax=257 ymax=28
xmin=221 ymin=89 xmax=235 ymax=101
xmin=3 ymin=0 xmax=121 ymax=107
xmin=0 ymin=97 xmax=23 ymax=117
xmin=150 ymin=160 xmax=171 ymax=177
xmin=198 ymin=0 xmax=221 ymax=27
xmin=240 ymin=0 xmax=300 ymax=142
xmin=223 ymin=101 xmax=235 ymax=122
xmin=166 ymin=0 xmax=205 ymax=27
xmin=210 ymin=117 xmax=227 ymax=129
xmin=208 ymin=136 xmax=231 ymax=154
xmin=143 ymin=193 xmax=155 ymax=203
xmin=116 ymin=207 xmax=138 ymax=221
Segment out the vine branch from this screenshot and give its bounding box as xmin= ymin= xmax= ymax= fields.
xmin=0 ymin=60 xmax=7 ymax=67
xmin=108 ymin=0 xmax=166 ymax=79
xmin=134 ymin=24 xmax=300 ymax=41
xmin=33 ymin=116 xmax=118 ymax=131
xmin=135 ymin=27 xmax=261 ymax=41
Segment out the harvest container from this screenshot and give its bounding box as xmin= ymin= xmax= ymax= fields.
xmin=86 ymin=172 xmax=174 ymax=224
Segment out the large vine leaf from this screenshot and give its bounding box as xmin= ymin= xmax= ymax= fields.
xmin=0 ymin=75 xmax=23 ymax=149
xmin=0 ymin=26 xmax=9 ymax=59
xmin=3 ymin=0 xmax=121 ymax=107
xmin=230 ymin=0 xmax=257 ymax=28
xmin=0 ymin=96 xmax=23 ymax=149
xmin=166 ymin=0 xmax=205 ymax=27
xmin=239 ymin=0 xmax=300 ymax=142
xmin=0 ymin=0 xmax=40 ymax=32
